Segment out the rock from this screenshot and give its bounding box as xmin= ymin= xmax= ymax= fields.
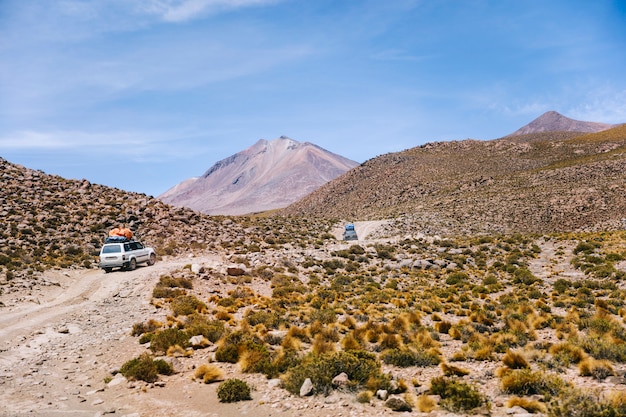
xmin=107 ymin=373 xmax=127 ymax=387
xmin=160 ymin=356 xmax=183 ymax=373
xmin=267 ymin=378 xmax=282 ymax=388
xmin=385 ymin=397 xmax=412 ymax=412
xmin=191 ymin=264 xmax=202 ymax=274
xmin=376 ymin=389 xmax=389 ymax=400
xmin=226 ymin=267 xmax=245 ymax=276
xmin=332 ymin=372 xmax=349 ymax=387
xmin=189 ymin=335 xmax=210 ymax=348
xmin=300 ymin=378 xmax=314 ymax=397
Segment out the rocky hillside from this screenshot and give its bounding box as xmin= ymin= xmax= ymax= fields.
xmin=282 ymin=125 xmax=626 ymax=234
xmin=0 ymin=157 xmax=333 ymax=282
xmin=507 ymin=111 xmax=617 ymax=136
xmin=160 ymin=136 xmax=358 ymax=215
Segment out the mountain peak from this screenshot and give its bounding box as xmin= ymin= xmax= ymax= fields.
xmin=507 ymin=111 xmax=616 ymax=136
xmin=159 ymin=137 xmax=359 ymax=215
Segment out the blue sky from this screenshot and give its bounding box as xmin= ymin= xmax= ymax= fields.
xmin=1 ymin=0 xmax=625 ymax=197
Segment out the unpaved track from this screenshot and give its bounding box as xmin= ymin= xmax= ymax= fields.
xmin=0 ymin=256 xmax=220 ymax=417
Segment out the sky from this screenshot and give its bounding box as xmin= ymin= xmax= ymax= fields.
xmin=1 ymin=0 xmax=625 ymax=197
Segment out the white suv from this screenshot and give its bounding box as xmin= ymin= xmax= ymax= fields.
xmin=99 ymin=240 xmax=156 ymax=273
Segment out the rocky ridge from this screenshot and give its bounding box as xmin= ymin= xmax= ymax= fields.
xmin=282 ymin=125 xmax=626 ymax=234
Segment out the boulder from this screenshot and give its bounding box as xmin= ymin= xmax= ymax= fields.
xmin=300 ymin=378 xmax=314 ymax=397
xmin=385 ymin=397 xmax=412 ymax=412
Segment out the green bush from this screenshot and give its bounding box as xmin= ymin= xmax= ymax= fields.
xmin=154 ymin=359 xmax=174 ymax=375
xmin=152 ymin=286 xmax=186 ymax=299
xmin=217 ymin=378 xmax=252 ymax=402
xmin=380 ymin=347 xmax=442 ymax=367
xmin=548 ymin=387 xmax=626 ymax=417
xmin=429 ymin=376 xmax=485 ymax=412
xmin=215 ymin=330 xmax=264 ymax=364
xmin=170 ymin=295 xmax=206 ymax=316
xmin=119 ymin=353 xmax=167 ymax=383
xmin=500 ymin=369 xmax=567 ymax=396
xmin=184 ymin=314 xmax=226 ymax=342
xmin=245 ymin=310 xmax=282 ymax=328
xmin=282 ymin=350 xmax=385 ymax=395
xmin=149 ymin=328 xmax=190 ymax=353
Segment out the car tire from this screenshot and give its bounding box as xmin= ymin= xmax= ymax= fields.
xmin=128 ymin=258 xmax=137 ymax=271
xmin=148 ymin=253 xmax=156 ymax=266
xmin=104 ymin=267 xmax=112 ymax=273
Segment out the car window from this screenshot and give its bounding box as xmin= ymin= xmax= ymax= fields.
xmin=124 ymin=243 xmax=131 ymax=251
xmin=135 ymin=242 xmax=143 ymax=249
xmin=102 ymin=245 xmax=121 ymax=253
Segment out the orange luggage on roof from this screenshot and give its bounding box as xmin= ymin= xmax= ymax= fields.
xmin=109 ymin=228 xmax=133 ymax=240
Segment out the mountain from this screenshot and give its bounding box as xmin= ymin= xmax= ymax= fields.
xmin=282 ymin=125 xmax=626 ymax=234
xmin=507 ymin=111 xmax=616 ymax=136
xmin=159 ymin=137 xmax=359 ymax=215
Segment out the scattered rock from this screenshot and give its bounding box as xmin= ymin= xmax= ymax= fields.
xmin=385 ymin=397 xmax=412 ymax=412
xmin=331 ymin=372 xmax=349 ymax=388
xmin=300 ymin=378 xmax=314 ymax=397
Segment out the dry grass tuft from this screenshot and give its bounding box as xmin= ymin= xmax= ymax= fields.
xmin=194 ymin=363 xmax=224 ymax=383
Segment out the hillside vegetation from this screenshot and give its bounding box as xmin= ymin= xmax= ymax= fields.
xmin=282 ymin=126 xmax=626 ymax=234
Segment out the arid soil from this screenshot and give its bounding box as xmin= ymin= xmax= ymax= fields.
xmin=1 ymin=232 xmax=625 ymax=417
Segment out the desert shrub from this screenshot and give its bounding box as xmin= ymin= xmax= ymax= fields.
xmin=356 ymin=390 xmax=373 ymax=403
xmin=215 ymin=330 xmax=263 ymax=364
xmin=578 ymin=357 xmax=614 ymax=379
xmin=150 ymin=328 xmax=190 ymax=353
xmin=131 ymin=320 xmax=160 ymax=336
xmin=119 ymin=353 xmax=165 ymax=383
xmin=245 ymin=309 xmax=282 ymax=328
xmin=500 ymin=369 xmax=566 ymax=396
xmin=239 ymin=344 xmax=272 ymax=374
xmin=170 ymin=295 xmax=207 ymax=316
xmin=157 ymin=275 xmax=193 ymax=289
xmin=217 ymin=378 xmax=252 ymax=402
xmin=194 ymin=363 xmax=223 ymax=383
xmin=548 ymin=388 xmax=626 ymax=417
xmin=282 ymin=350 xmax=384 ymax=395
xmin=435 ymin=321 xmax=452 ymax=334
xmin=441 ymin=362 xmax=470 ymax=377
xmin=429 ymin=376 xmax=485 ymax=412
xmin=573 ymin=241 xmax=600 ymax=255
xmin=575 ymin=335 xmax=626 ymax=362
xmin=548 ymin=342 xmax=587 ymax=366
xmin=513 ymin=267 xmax=541 ymax=285
xmin=152 ymin=286 xmax=186 ymax=299
xmin=184 ymin=314 xmax=226 ymax=342
xmin=446 ymin=272 xmax=469 ymax=285
xmin=153 ymin=359 xmax=174 ymax=375
xmin=502 ymin=350 xmax=530 ymax=369
xmin=506 ymin=397 xmax=546 ymax=414
xmin=380 ymin=347 xmax=441 ymax=367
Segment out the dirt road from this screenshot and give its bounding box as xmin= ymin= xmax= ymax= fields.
xmin=0 ymin=254 xmax=357 ymax=417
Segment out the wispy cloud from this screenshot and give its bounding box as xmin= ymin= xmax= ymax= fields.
xmin=0 ymin=129 xmax=213 ymax=163
xmin=139 ymin=0 xmax=281 ymax=22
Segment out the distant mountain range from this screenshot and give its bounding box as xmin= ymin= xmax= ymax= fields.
xmin=159 ymin=137 xmax=358 ymax=215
